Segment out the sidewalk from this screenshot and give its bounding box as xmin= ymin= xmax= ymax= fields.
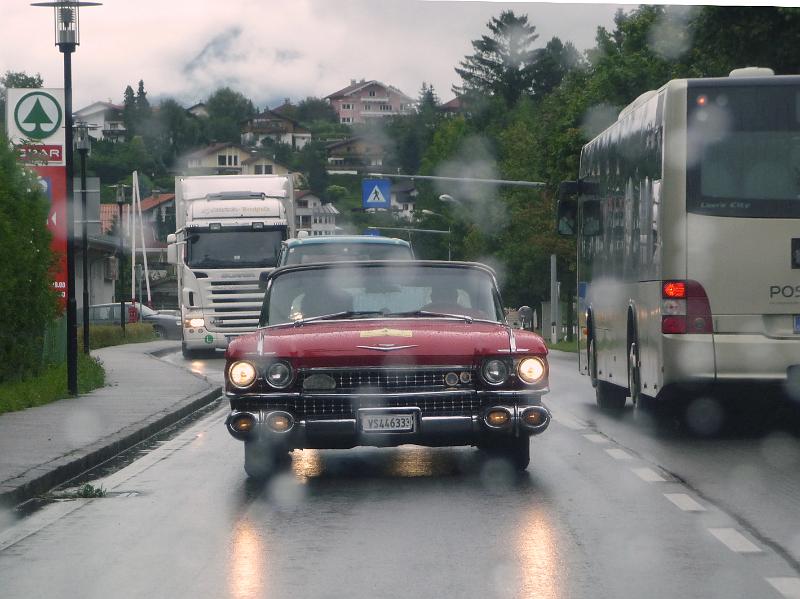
xmin=0 ymin=341 xmax=221 ymax=508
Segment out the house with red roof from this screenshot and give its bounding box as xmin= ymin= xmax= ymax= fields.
xmin=325 ymin=79 xmax=415 ymax=124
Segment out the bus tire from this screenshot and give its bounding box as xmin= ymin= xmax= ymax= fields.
xmin=628 ymin=341 xmax=641 ymax=406
xmin=596 ymin=380 xmax=627 ymax=410
xmin=588 ymin=337 xmax=599 ymax=388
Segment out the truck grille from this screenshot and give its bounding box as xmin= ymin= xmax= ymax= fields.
xmin=203 ymin=279 xmax=264 ymax=331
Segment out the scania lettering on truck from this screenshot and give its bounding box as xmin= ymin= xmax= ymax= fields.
xmin=167 ymin=175 xmax=295 ymax=358
xmin=556 ymin=68 xmax=800 ymax=411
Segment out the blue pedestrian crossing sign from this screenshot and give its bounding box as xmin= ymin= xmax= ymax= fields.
xmin=362 ymin=178 xmax=391 ymax=209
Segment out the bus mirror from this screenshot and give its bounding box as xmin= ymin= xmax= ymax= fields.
xmin=558 ymin=181 xmax=579 ymax=200
xmin=166 ymin=243 xmax=178 ymax=265
xmin=582 ymin=200 xmax=602 ymax=237
xmin=556 ymin=199 xmax=577 ymax=236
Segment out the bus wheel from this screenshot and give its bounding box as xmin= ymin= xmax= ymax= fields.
xmin=588 ymin=337 xmax=599 ymax=388
xmin=628 ymin=341 xmax=641 ymax=405
xmin=596 ymin=381 xmax=627 ymax=410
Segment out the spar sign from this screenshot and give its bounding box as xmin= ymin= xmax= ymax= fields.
xmin=5 ymin=88 xmax=68 ymax=307
xmin=6 ymin=88 xmax=66 ymax=166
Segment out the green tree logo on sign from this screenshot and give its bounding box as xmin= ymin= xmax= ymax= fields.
xmin=14 ymin=91 xmax=62 ymax=140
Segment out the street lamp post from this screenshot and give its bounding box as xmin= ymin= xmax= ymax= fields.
xmin=420 ymin=209 xmax=451 ymax=260
xmin=32 ymin=0 xmax=102 ymax=394
xmin=74 ymin=121 xmax=91 ymax=353
xmin=115 ymin=184 xmax=127 ymax=334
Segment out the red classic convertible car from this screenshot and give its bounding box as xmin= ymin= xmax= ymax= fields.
xmin=224 ymin=261 xmax=551 ymax=477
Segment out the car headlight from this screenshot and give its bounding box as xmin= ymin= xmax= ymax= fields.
xmin=229 ymin=361 xmax=257 ymax=389
xmin=186 ymin=317 xmax=205 ymax=328
xmin=481 ymin=359 xmax=509 ymax=385
xmin=517 ymin=357 xmax=546 ymax=384
xmin=266 ymin=361 xmax=293 ymax=389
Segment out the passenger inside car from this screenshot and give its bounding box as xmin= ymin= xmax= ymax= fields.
xmin=421 ymin=285 xmax=462 ymax=313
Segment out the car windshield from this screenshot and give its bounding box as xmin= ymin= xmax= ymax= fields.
xmin=283 ymin=242 xmax=412 ymax=265
xmin=262 ymin=263 xmax=503 ymax=325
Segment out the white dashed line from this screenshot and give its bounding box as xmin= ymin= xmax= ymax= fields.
xmin=552 ymin=412 xmax=585 ymax=430
xmin=766 ymin=577 xmax=800 ymax=598
xmin=664 ymin=493 xmax=705 ymax=512
xmin=630 ymin=467 xmax=666 ymax=482
xmin=708 ymin=528 xmax=762 ymax=554
xmin=583 ymin=433 xmax=607 ymax=444
xmin=604 ymin=448 xmax=633 ymax=460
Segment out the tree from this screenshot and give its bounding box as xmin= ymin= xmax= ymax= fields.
xmin=454 ymin=10 xmax=541 ymax=107
xmin=122 ymin=85 xmax=136 ymax=139
xmin=0 ymin=132 xmax=57 ymax=382
xmin=0 ymin=71 xmax=43 ymax=135
xmin=294 ymin=97 xmax=338 ymax=124
xmin=205 ymin=87 xmax=256 ymax=143
xmin=530 ymin=37 xmax=583 ymax=98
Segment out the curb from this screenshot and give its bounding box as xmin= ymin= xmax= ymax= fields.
xmin=0 ymin=346 xmax=223 ymax=508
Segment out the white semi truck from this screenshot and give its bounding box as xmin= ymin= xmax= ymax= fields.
xmin=167 ymin=175 xmax=295 ymax=358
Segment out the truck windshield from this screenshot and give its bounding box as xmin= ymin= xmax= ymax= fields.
xmin=187 ymin=229 xmax=284 ymax=268
xmin=687 ymin=83 xmax=800 ymax=218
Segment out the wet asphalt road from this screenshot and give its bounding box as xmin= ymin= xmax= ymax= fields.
xmin=1 ymin=351 xmax=800 ymax=599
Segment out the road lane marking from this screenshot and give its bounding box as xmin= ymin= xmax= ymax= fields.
xmin=604 ymin=448 xmax=633 ymax=460
xmin=551 ymin=412 xmax=586 ymax=430
xmin=664 ymin=493 xmax=705 ymax=511
xmin=708 ymin=528 xmax=762 ymax=553
xmin=766 ymin=577 xmax=800 ymax=598
xmin=630 ymin=467 xmax=665 ymax=482
xmin=583 ymin=433 xmax=607 ymax=444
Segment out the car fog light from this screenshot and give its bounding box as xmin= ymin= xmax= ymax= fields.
xmin=229 ymin=361 xmax=257 ymax=389
xmin=517 ymin=357 xmax=546 ymax=384
xmin=485 ymin=409 xmax=511 ymax=427
xmin=266 ymin=412 xmax=293 ymax=432
xmin=459 ymin=372 xmax=472 ymax=384
xmin=231 ymin=413 xmax=255 ymax=433
xmin=523 ymin=409 xmax=545 ymax=426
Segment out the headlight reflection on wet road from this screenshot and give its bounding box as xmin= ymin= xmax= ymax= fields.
xmin=228 ymin=519 xmax=267 ymax=599
xmin=516 ymin=508 xmax=561 ymax=599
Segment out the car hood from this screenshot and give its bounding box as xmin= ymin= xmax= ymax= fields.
xmin=227 ymin=319 xmax=547 ymax=367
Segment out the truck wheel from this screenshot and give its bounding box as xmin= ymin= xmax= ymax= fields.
xmin=181 ymin=343 xmax=198 ymax=359
xmin=596 ymin=380 xmax=627 ymax=410
xmin=627 ymin=341 xmax=641 ymax=406
xmin=588 ymin=337 xmax=598 ymax=388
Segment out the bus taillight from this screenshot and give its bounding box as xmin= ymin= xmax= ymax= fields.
xmin=661 ymin=280 xmax=713 ymax=334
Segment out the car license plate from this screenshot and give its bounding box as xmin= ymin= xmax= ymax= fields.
xmin=795 ymin=315 xmax=800 ymax=334
xmin=361 ymin=413 xmax=415 ymax=433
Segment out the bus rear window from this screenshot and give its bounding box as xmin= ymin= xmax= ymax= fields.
xmin=687 ymin=83 xmax=800 ymax=218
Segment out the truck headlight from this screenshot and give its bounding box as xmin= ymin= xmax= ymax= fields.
xmin=229 ymin=361 xmax=257 ymax=389
xmin=517 ymin=357 xmax=546 ymax=384
xmin=185 ymin=317 xmax=205 ymax=328
xmin=266 ymin=361 xmax=294 ymax=389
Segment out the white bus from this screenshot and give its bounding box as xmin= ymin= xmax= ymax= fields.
xmin=557 ymin=68 xmax=800 ymax=410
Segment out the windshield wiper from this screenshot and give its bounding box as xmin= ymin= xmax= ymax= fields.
xmin=385 ymin=310 xmax=474 ymax=323
xmin=293 ymin=310 xmax=387 ymax=326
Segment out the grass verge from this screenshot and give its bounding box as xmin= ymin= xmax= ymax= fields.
xmin=546 ymin=339 xmax=579 ymax=353
xmin=86 ymin=323 xmax=157 ymax=350
xmin=0 ymin=353 xmax=105 ymax=415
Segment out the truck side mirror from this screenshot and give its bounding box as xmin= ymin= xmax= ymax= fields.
xmin=167 ymin=243 xmax=178 ymax=265
xmin=258 ymin=271 xmax=271 ymax=290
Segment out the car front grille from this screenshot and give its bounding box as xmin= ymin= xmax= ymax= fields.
xmin=240 ymin=393 xmax=484 ymax=418
xmin=299 ymin=367 xmax=475 ymax=394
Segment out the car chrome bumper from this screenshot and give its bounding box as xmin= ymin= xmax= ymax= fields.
xmin=225 ymin=391 xmax=550 ymax=449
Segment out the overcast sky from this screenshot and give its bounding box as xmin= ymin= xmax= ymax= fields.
xmin=3 ymin=1 xmax=640 ymax=110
